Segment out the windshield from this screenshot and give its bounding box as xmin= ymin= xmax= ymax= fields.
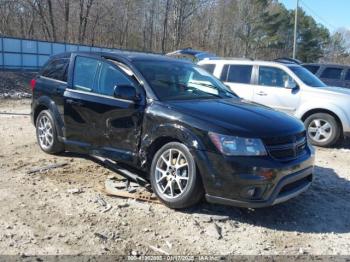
xmin=134 ymin=61 xmax=237 ymax=101
xmin=289 ymin=66 xmax=327 ymax=87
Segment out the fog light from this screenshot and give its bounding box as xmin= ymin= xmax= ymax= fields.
xmin=241 ymin=187 xmax=257 ymax=198
xmin=247 ymin=188 xmax=256 ymax=197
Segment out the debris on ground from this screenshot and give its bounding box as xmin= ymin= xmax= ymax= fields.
xmin=26 ymin=162 xmax=68 ymax=175
xmin=0 ymin=71 xmax=35 ymax=99
xmin=149 ymin=245 xmax=170 ymax=255
xmin=103 ymin=177 xmax=161 ymax=204
xmin=67 ymin=188 xmax=83 ymax=194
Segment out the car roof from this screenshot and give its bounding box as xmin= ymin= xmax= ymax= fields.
xmin=50 ymin=51 xmax=193 ymax=64
xmin=198 ymin=59 xmax=301 ymax=68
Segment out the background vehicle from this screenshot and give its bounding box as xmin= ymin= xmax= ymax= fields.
xmin=166 ymin=48 xmax=217 ymax=63
xmin=303 ymin=63 xmax=350 ymax=89
xmin=198 ymin=59 xmax=350 ymax=147
xmin=31 ymin=51 xmax=314 ymax=209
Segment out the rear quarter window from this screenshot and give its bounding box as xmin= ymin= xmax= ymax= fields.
xmin=41 ymin=58 xmax=69 ymax=81
xmin=320 ymin=67 xmax=343 ymax=80
xmin=345 ymin=70 xmax=350 ymax=81
xmin=304 ymin=65 xmax=320 ymax=74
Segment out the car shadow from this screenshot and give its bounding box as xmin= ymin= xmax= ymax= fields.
xmin=183 ymin=165 xmax=350 ymax=234
xmin=59 ymin=152 xmax=350 ymax=234
xmin=336 ymin=137 xmax=350 ymax=149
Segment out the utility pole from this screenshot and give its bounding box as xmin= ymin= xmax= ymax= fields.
xmin=293 ymin=0 xmax=299 ymax=59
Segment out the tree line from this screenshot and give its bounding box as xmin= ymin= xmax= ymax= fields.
xmin=0 ymin=0 xmax=349 ymax=63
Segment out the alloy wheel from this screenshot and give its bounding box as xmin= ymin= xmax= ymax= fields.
xmin=307 ymin=119 xmax=333 ymax=143
xmin=155 ymin=149 xmax=189 ymax=199
xmin=37 ymin=115 xmax=54 ymax=149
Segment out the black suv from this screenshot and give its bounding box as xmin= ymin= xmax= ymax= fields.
xmin=31 ymin=51 xmax=315 ymax=209
xmin=303 ymin=63 xmax=350 ymax=88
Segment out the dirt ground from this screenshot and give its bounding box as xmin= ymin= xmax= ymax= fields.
xmin=0 ymin=99 xmax=350 ymax=257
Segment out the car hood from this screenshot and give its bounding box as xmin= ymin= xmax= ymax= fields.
xmin=307 ymin=85 xmax=350 ymax=96
xmin=166 ymin=98 xmax=305 ymax=138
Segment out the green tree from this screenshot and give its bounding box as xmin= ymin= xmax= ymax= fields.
xmin=296 ymin=9 xmax=330 ymax=62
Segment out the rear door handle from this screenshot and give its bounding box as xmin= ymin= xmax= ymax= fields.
xmin=66 ymin=99 xmax=83 ymax=106
xmin=256 ymin=91 xmax=267 ymax=96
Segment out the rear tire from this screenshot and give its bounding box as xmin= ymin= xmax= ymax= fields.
xmin=150 ymin=142 xmax=204 ymax=209
xmin=36 ymin=110 xmax=64 ymax=154
xmin=304 ymin=113 xmax=341 ymax=147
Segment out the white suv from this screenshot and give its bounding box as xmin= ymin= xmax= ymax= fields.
xmin=198 ymin=59 xmax=350 ymax=147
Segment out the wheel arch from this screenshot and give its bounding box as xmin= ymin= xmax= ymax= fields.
xmin=140 ymin=123 xmax=205 ymax=170
xmin=33 ymin=96 xmax=64 ymax=137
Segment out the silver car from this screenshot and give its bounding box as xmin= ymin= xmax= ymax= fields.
xmin=198 ymin=59 xmax=350 ymax=147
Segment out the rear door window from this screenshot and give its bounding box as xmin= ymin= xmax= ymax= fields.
xmin=199 ymin=64 xmax=215 ymax=74
xmin=227 ymin=65 xmax=253 ymax=84
xmin=320 ymin=67 xmax=343 ymax=79
xmin=73 ymin=56 xmax=100 ymax=92
xmin=97 ymin=62 xmax=135 ymax=96
xmin=304 ymin=65 xmax=320 ymax=74
xmin=41 ymin=58 xmax=69 ymax=81
xmin=220 ymin=65 xmax=253 ymax=84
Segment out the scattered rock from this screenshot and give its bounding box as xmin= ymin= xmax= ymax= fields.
xmin=94 ymin=232 xmax=108 ymax=241
xmin=67 ymin=188 xmax=83 ymax=194
xmin=117 ymin=202 xmax=129 ymax=208
xmin=131 ymin=250 xmax=138 ymax=256
xmin=205 ymin=223 xmax=222 ymax=239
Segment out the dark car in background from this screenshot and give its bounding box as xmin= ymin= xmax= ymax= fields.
xmin=30 ymin=51 xmax=314 ymax=209
xmin=303 ymin=63 xmax=350 ymax=89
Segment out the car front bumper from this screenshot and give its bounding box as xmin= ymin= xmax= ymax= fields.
xmin=192 ymin=146 xmax=315 ymax=208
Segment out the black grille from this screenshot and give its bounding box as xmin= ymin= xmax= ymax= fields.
xmin=263 ymin=131 xmax=307 ymax=161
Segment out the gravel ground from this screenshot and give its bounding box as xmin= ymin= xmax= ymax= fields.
xmin=0 ymin=99 xmax=349 ymax=257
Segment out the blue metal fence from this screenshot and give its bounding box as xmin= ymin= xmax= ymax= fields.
xmin=0 ymin=36 xmax=118 ymax=70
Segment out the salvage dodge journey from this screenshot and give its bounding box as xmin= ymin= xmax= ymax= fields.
xmin=31 ymin=52 xmax=315 ymax=209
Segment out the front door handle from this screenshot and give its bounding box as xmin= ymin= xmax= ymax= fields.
xmin=66 ymin=99 xmax=83 ymax=106
xmin=256 ymin=91 xmax=267 ymax=96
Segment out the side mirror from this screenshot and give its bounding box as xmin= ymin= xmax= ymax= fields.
xmin=285 ymin=79 xmax=299 ymax=90
xmin=113 ymin=85 xmax=140 ymax=101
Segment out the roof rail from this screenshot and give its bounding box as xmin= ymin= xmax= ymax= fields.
xmin=205 ymin=57 xmax=254 ymax=61
xmin=274 ymin=57 xmax=302 ymax=64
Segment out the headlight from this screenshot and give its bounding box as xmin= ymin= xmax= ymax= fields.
xmin=208 ymin=132 xmax=267 ymax=156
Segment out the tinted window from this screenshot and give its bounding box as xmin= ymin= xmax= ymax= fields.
xmin=346 ymin=70 xmax=350 ymax=81
xmin=199 ymin=64 xmax=215 ymax=74
xmin=304 ymin=65 xmax=320 ymax=74
xmin=73 ymin=56 xmax=100 ymax=92
xmin=320 ymin=67 xmax=342 ymax=79
xmin=258 ymin=66 xmax=293 ymax=88
xmin=97 ymin=62 xmax=135 ymax=96
xmin=227 ymin=65 xmax=252 ymax=84
xmin=42 ymin=58 xmax=69 ymax=81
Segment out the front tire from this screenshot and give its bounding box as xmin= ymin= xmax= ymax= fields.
xmin=36 ymin=110 xmax=64 ymax=154
xmin=304 ymin=113 xmax=341 ymax=147
xmin=150 ymin=142 xmax=204 ymax=209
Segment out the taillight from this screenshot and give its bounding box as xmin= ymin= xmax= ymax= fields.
xmin=30 ymin=79 xmax=36 ymax=91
